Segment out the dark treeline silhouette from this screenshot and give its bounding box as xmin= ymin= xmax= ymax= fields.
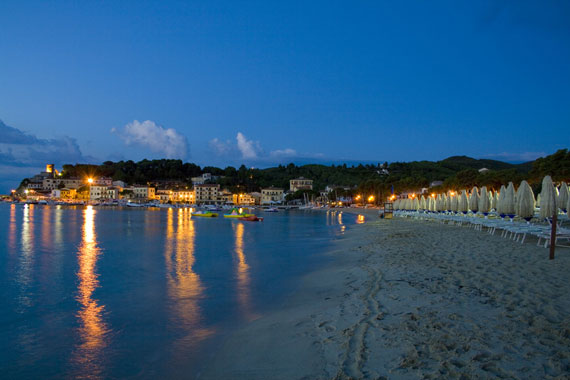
xmin=55 ymin=149 xmax=569 ymax=200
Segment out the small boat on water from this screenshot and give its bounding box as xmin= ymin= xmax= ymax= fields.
xmin=263 ymin=207 xmax=278 ymax=212
xmin=192 ymin=211 xmax=218 ymax=217
xmin=240 ymin=215 xmax=263 ymax=222
xmin=223 ymin=208 xmax=255 ymax=218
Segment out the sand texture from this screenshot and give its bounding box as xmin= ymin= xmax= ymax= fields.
xmin=200 ymin=216 xmax=570 ymax=379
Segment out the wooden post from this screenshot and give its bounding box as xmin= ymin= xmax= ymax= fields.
xmin=549 ymin=211 xmax=557 ymax=260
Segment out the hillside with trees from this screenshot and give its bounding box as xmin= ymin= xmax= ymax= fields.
xmin=48 ymin=149 xmax=569 ymax=200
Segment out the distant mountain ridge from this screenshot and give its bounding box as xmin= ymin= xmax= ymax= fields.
xmin=437 ymin=155 xmax=531 ymax=172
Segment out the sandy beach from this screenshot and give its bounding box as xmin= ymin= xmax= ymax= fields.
xmin=200 ymin=210 xmax=570 ymax=379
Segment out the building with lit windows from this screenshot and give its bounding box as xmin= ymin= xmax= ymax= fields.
xmin=261 ymin=187 xmax=284 ymax=205
xmin=289 ymin=177 xmax=313 ymax=192
xmin=195 ymin=184 xmax=220 ymax=204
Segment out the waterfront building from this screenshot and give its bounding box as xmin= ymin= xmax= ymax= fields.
xmin=50 ymin=188 xmax=77 ymax=199
xmin=290 ymin=177 xmax=313 ymax=192
xmin=131 ymin=186 xmax=156 ymax=200
xmin=219 ymin=190 xmax=234 ymax=204
xmin=171 ymin=189 xmax=195 ymax=203
xmin=42 ymin=177 xmax=82 ymax=191
xmin=89 ymin=185 xmax=107 ymax=200
xmin=261 ymin=187 xmax=285 ymax=205
xmin=235 ymin=193 xmax=256 ymax=205
xmin=195 ymin=184 xmax=220 ymax=204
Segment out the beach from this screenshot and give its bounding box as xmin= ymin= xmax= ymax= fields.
xmin=201 ymin=210 xmax=570 ymax=379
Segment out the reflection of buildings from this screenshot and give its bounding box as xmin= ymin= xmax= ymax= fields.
xmin=17 ymin=204 xmax=35 ymax=312
xmin=233 ymin=223 xmax=258 ymax=321
xmin=8 ymin=204 xmax=16 ymax=251
xmin=164 ymin=208 xmax=213 ymax=347
xmin=71 ymin=206 xmax=109 ymax=378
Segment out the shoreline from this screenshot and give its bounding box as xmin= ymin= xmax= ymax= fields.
xmin=200 ymin=215 xmax=570 ymax=379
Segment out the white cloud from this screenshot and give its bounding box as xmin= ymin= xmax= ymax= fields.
xmin=209 ymin=138 xmax=232 ymax=155
xmin=270 ymin=148 xmax=297 ymax=157
xmin=236 ymin=132 xmax=261 ymax=159
xmin=485 ymin=151 xmax=546 ymax=162
xmin=114 ymin=120 xmax=188 ymax=159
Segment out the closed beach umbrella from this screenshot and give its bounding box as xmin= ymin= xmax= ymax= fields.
xmin=469 ymin=186 xmax=479 ymax=213
xmin=414 ymin=195 xmax=427 ymax=211
xmin=539 ymin=175 xmax=557 ymax=219
xmin=497 ymin=185 xmax=506 ymax=214
xmin=458 ymin=190 xmax=468 ymax=213
xmin=413 ymin=197 xmax=420 ymax=211
xmin=405 ymin=198 xmax=412 ymax=210
xmin=450 ymin=193 xmax=458 ymax=212
xmin=491 ymin=191 xmax=497 ymax=211
xmin=567 ymin=193 xmax=570 ymax=215
xmin=557 ymin=182 xmax=569 ymax=212
xmin=393 ymin=199 xmax=400 ymax=210
xmin=478 ymin=186 xmax=490 ymax=214
xmin=445 ymin=192 xmax=453 ymax=211
xmin=503 ymin=182 xmax=516 ymax=215
xmin=516 ymin=180 xmax=535 ymax=221
xmin=441 ymin=194 xmax=449 ymax=211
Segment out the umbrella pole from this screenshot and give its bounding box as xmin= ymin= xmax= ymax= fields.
xmin=549 ymin=212 xmax=557 ymax=260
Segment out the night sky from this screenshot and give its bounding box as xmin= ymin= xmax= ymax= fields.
xmin=1 ymin=1 xmax=569 ymax=191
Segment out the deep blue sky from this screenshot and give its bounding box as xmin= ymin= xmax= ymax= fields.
xmin=1 ymin=1 xmax=569 ymax=190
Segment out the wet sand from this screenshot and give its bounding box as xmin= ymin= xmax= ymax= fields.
xmin=200 ymin=212 xmax=570 ymax=379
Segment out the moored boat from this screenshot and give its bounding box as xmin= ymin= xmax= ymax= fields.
xmin=192 ymin=211 xmax=218 ymax=217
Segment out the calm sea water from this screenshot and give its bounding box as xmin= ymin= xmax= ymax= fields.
xmin=0 ymin=204 xmax=365 ymax=378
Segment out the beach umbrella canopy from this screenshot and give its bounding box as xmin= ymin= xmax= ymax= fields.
xmin=503 ymin=182 xmax=516 ymax=215
xmin=445 ymin=192 xmax=453 ymax=211
xmin=450 ymin=193 xmax=458 ymax=212
xmin=567 ymin=193 xmax=570 ymax=215
xmin=557 ymin=182 xmax=569 ymax=211
xmin=413 ymin=197 xmax=420 ymax=211
xmin=490 ymin=191 xmax=497 ymax=210
xmin=478 ymin=186 xmax=490 ymax=214
xmin=468 ymin=186 xmax=479 ymax=212
xmin=393 ymin=199 xmax=400 ymax=210
xmin=420 ymin=195 xmax=427 ymax=210
xmin=539 ymin=175 xmax=557 ymax=219
xmin=515 ymin=180 xmax=535 ymax=219
xmin=441 ymin=194 xmax=449 ymax=211
xmin=458 ymin=190 xmax=469 ymax=212
xmin=497 ymin=185 xmax=506 ymax=214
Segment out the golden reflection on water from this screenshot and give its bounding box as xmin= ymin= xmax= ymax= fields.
xmin=233 ymin=223 xmax=258 ymax=321
xmin=41 ymin=206 xmax=52 ymax=250
xmin=72 ymin=206 xmax=109 ymax=378
xmin=356 ymin=214 xmax=365 ymax=224
xmin=165 ymin=208 xmax=214 ymax=346
xmin=8 ymin=204 xmax=16 ymax=251
xmin=337 ymin=211 xmax=343 ymax=225
xmin=17 ymin=204 xmax=35 ymax=311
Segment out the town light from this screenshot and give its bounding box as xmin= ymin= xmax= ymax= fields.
xmin=87 ymin=178 xmax=93 ymax=184
xmin=24 ymin=189 xmax=29 ymax=194
xmin=368 ymin=195 xmax=374 ymax=202
xmin=431 ymin=193 xmax=436 ymax=198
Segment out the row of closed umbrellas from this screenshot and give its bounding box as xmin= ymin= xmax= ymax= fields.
xmin=393 ymin=175 xmax=569 ymax=221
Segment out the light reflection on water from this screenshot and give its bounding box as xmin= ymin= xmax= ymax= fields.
xmin=233 ymin=222 xmax=258 ymax=321
xmin=1 ymin=205 xmax=363 ymax=377
xmin=17 ymin=204 xmax=35 ymax=312
xmin=9 ymin=204 xmax=16 ymax=251
xmin=71 ymin=206 xmax=109 ymax=379
xmin=165 ymin=208 xmax=215 ymax=348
